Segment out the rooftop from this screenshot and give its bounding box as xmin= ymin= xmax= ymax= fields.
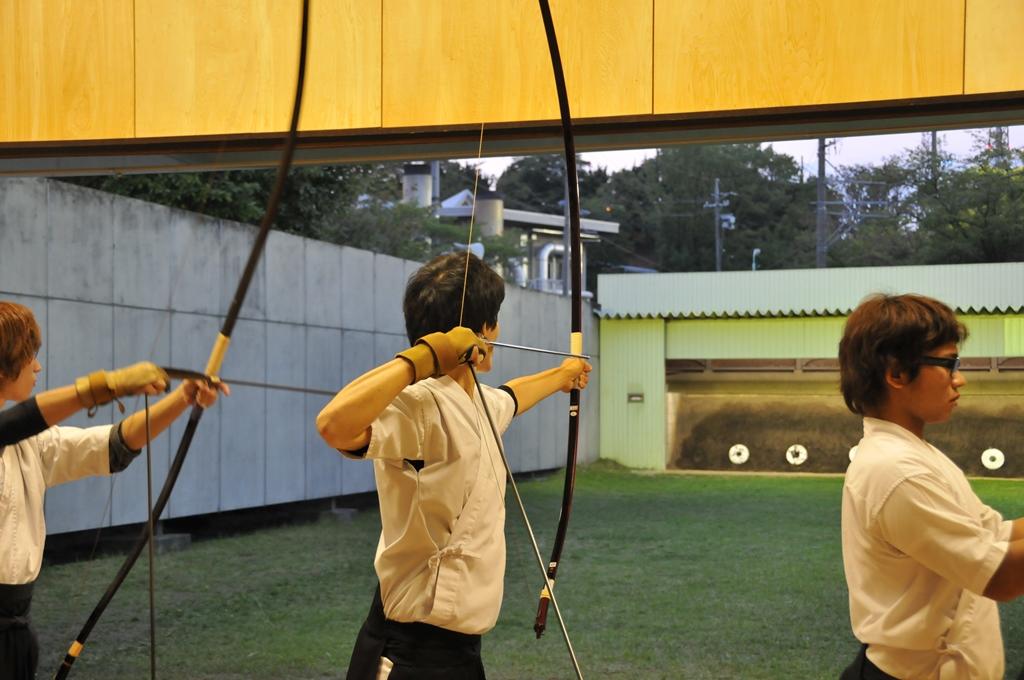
xmin=597 ymin=262 xmax=1024 ymax=319
xmin=438 ymin=189 xmax=620 ymax=234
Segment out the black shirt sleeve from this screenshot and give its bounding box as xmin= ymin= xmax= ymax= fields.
xmin=344 ymin=444 xmax=369 ymax=459
xmin=0 ymin=397 xmax=49 ymax=448
xmin=497 ymin=385 xmax=519 ymax=417
xmin=108 ymin=422 xmax=142 ymax=473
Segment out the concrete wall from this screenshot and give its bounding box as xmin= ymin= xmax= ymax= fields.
xmin=0 ymin=178 xmax=599 ymax=534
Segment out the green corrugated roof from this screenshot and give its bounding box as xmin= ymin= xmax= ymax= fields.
xmin=597 ymin=262 xmax=1024 ymax=319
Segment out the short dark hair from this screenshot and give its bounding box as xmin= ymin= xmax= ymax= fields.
xmin=403 ymin=253 xmax=505 ymax=344
xmin=839 ymin=293 xmax=967 ymax=415
xmin=0 ymin=301 xmax=41 ymax=384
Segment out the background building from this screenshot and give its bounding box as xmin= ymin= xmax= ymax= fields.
xmin=401 ymin=162 xmax=619 ymax=294
xmin=598 ymin=263 xmax=1024 ymax=475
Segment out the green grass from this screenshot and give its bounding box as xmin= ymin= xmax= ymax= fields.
xmin=33 ymin=464 xmax=1024 ymax=679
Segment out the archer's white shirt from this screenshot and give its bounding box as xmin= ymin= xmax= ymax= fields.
xmin=348 ymin=376 xmax=515 ymax=635
xmin=842 ymin=417 xmax=1011 ymax=679
xmin=0 ymin=424 xmax=115 ymax=584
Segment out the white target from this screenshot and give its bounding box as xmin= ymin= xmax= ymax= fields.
xmin=728 ymin=444 xmax=750 ymax=465
xmin=848 ymin=445 xmax=859 ymax=462
xmin=981 ymin=448 xmax=1005 ymax=471
xmin=785 ymin=444 xmax=808 ymax=466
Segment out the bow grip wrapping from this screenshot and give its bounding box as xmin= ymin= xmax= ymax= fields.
xmin=204 ymin=333 xmax=231 ymax=376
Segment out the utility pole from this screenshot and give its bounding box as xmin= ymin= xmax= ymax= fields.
xmin=430 ymin=160 xmax=441 ymax=214
xmin=703 ymin=178 xmax=735 ymax=272
xmin=815 ymin=138 xmax=828 ymax=268
xmin=713 ymin=178 xmax=722 ymax=272
xmin=930 ymin=131 xmax=938 ymax=190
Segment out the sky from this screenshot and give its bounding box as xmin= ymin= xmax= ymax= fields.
xmin=461 ymin=125 xmax=1024 ymax=181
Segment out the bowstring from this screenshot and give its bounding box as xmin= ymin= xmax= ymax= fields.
xmin=144 ymin=393 xmax=156 ymax=679
xmin=453 ymin=125 xmax=576 ymax=672
xmin=454 ymin=121 xmax=538 ymax=611
xmin=470 ymin=364 xmax=555 ymax=635
xmin=468 ymin=364 xmax=583 ymax=679
xmin=457 ymin=122 xmax=486 ymax=327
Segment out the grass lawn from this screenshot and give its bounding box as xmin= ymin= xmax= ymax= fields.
xmin=33 ymin=463 xmax=1024 ymax=679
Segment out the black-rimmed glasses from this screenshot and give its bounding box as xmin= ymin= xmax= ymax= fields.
xmin=919 ymin=355 xmax=961 ymax=374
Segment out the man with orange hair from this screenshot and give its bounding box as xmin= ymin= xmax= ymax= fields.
xmin=0 ymin=301 xmax=228 ymax=679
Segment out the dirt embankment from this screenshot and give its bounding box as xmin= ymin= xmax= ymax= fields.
xmin=673 ymin=395 xmax=1024 ymax=477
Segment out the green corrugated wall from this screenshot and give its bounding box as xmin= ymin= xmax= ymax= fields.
xmin=601 ymin=313 xmax=1024 ymax=469
xmin=664 ymin=314 xmax=1017 ymax=359
xmin=1005 ymin=317 xmax=1024 ymax=355
xmin=666 ymin=317 xmax=845 ymax=358
xmin=599 ymin=317 xmax=666 ymax=468
xmin=960 ymin=315 xmax=1007 ymax=356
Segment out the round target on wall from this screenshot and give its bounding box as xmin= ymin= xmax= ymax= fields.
xmin=728 ymin=444 xmax=750 ymax=465
xmin=848 ymin=445 xmax=859 ymax=462
xmin=981 ymin=448 xmax=1005 ymax=471
xmin=785 ymin=444 xmax=808 ymax=466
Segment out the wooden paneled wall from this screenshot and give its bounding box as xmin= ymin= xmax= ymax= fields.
xmin=2 ymin=0 xmax=1022 ymax=144
xmin=964 ymin=0 xmax=1024 ymax=94
xmin=654 ymin=0 xmax=965 ymax=113
xmin=382 ymin=0 xmax=652 ymax=126
xmin=134 ymin=0 xmax=380 ymax=136
xmin=1 ymin=0 xmax=135 ymax=141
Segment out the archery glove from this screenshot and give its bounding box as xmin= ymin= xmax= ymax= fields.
xmin=396 ymin=327 xmax=488 ymax=383
xmin=75 ymin=362 xmax=169 ymax=409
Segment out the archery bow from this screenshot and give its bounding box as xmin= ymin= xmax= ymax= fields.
xmin=53 ymin=2 xmax=310 ymax=676
xmin=533 ymin=0 xmax=584 ymax=641
xmin=453 ymin=65 xmax=584 ymax=680
xmin=454 ymin=172 xmax=584 ymax=679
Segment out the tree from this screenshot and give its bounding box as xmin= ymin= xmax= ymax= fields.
xmin=64 ymin=161 xmax=521 ymax=268
xmin=593 ymin=144 xmax=816 ymax=274
xmin=62 ymin=127 xmax=1024 ymax=279
xmin=65 ymin=164 xmax=406 ymax=238
xmin=495 ymin=154 xmax=607 ymax=212
xmin=914 ymin=134 xmax=1024 ymax=264
xmin=66 ymin=171 xmax=269 ymax=224
xmin=827 ymin=130 xmax=1024 ymax=267
xmin=825 ymin=160 xmax=919 ymax=267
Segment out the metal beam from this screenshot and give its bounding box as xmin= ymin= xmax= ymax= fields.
xmin=2 ymin=91 xmax=1023 ymax=177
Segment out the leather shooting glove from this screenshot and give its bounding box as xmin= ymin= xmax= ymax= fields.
xmin=75 ymin=361 xmax=169 ymax=409
xmin=395 ymin=327 xmax=488 ymax=383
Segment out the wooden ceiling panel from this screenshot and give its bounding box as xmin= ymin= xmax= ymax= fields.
xmin=1 ymin=0 xmax=135 ymax=142
xmin=654 ymin=0 xmax=965 ymax=114
xmin=134 ymin=0 xmax=380 ymax=138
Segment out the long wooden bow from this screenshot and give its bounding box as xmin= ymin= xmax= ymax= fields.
xmin=53 ymin=2 xmax=310 ymax=676
xmin=462 ymin=2 xmax=586 ymax=676
xmin=533 ymin=0 xmax=584 ymax=642
xmin=455 ymin=5 xmax=586 ymax=676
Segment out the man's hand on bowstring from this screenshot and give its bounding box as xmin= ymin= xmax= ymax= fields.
xmin=396 ymin=326 xmax=489 ymax=383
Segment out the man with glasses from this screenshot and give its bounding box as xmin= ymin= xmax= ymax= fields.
xmin=838 ymin=293 xmax=1024 ymax=679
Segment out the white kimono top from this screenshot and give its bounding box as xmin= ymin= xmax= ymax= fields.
xmin=842 ymin=417 xmax=1011 ymax=679
xmin=1 ymin=423 xmax=127 ymax=584
xmin=345 ymin=376 xmax=516 ymax=636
